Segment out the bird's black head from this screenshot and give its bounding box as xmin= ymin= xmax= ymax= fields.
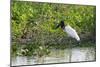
xmin=56 ymin=20 xmax=65 ymax=29
xmin=60 ymin=20 xmax=65 ymax=29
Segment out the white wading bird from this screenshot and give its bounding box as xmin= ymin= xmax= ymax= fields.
xmin=56 ymin=20 xmax=80 ymax=42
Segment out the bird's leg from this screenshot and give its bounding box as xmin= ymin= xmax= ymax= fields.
xmin=69 ymin=38 xmax=72 ymax=62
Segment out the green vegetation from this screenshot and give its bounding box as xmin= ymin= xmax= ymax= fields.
xmin=11 ymin=1 xmax=96 ymax=56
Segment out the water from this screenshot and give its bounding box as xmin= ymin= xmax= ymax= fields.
xmin=11 ymin=47 xmax=95 ymax=66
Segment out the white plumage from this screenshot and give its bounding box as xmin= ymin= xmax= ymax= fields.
xmin=63 ymin=25 xmax=80 ymax=41
xmin=56 ymin=20 xmax=80 ymax=42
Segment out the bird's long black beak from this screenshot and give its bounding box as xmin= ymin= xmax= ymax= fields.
xmin=55 ymin=20 xmax=65 ymax=29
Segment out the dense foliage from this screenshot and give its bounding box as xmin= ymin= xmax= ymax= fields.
xmin=11 ymin=1 xmax=96 ymax=56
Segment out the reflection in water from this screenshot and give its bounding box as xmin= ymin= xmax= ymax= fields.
xmin=11 ymin=47 xmax=95 ymax=66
